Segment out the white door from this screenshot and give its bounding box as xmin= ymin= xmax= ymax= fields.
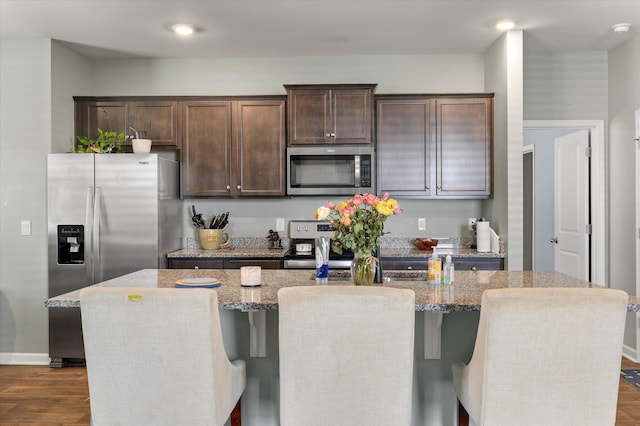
xmin=553 ymin=130 xmax=590 ymax=280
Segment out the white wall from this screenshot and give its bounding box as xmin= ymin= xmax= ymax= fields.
xmin=524 ymin=51 xmax=608 ymax=120
xmin=88 ymin=54 xmax=485 ymax=96
xmin=0 ymin=40 xmax=91 ymax=361
xmin=608 ymin=35 xmax=640 ymax=357
xmin=483 ymin=31 xmax=524 ymax=270
xmin=0 ymin=39 xmax=52 ymax=359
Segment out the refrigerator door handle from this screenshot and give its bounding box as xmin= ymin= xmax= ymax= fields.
xmin=93 ymin=186 xmax=102 ymax=283
xmin=86 ymin=186 xmax=94 ymax=285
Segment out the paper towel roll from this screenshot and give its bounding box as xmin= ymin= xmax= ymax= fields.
xmin=476 ymin=221 xmax=490 ymax=253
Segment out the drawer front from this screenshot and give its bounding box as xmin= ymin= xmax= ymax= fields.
xmin=168 ymin=258 xmax=224 ymax=269
xmin=381 ymin=257 xmax=504 ymax=271
xmin=224 ymin=259 xmax=283 ymax=269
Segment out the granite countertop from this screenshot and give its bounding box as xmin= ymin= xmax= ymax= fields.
xmin=167 ymin=247 xmax=504 ymax=259
xmin=46 ymin=269 xmax=639 ymax=312
xmin=168 ymin=248 xmax=286 ymax=258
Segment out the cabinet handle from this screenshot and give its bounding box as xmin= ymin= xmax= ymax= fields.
xmin=194 ymin=266 xmax=199 ymax=270
xmin=407 ymin=266 xmax=413 ymax=270
xmin=471 ymin=266 xmax=477 ymax=271
xmin=226 ymin=185 xmax=231 ymax=191
xmin=325 ymin=133 xmax=331 ymax=137
xmin=426 ymin=185 xmax=430 ymax=190
xmin=330 ymin=132 xmax=336 ymax=137
xmin=437 ymin=185 xmax=441 ymax=189
xmin=237 ymin=185 xmax=241 ymax=190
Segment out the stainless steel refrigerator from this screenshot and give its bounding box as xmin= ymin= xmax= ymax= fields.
xmin=47 ymin=153 xmax=181 ymax=367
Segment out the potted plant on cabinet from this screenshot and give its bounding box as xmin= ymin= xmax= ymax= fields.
xmin=76 ymin=128 xmax=126 ymax=153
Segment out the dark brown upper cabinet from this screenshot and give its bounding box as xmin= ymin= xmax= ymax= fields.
xmin=127 ymin=101 xmax=178 ymax=148
xmin=285 ymin=84 xmax=376 ymax=145
xmin=74 ymin=98 xmax=178 ymax=151
xmin=74 ymin=100 xmax=128 ymax=147
xmin=180 ymin=98 xmax=286 ymax=198
xmin=377 ymin=94 xmax=493 ymax=199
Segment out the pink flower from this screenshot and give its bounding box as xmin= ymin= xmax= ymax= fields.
xmin=327 ymin=200 xmax=335 ymax=209
xmin=382 ymin=192 xmax=390 ymax=200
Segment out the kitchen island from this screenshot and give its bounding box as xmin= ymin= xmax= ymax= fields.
xmin=46 ymin=268 xmax=639 ymax=311
xmin=46 ymin=269 xmax=639 ymax=426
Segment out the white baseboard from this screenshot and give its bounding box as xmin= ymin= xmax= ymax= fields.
xmin=622 ymin=344 xmax=639 ymax=363
xmin=0 ymin=352 xmax=50 ymax=365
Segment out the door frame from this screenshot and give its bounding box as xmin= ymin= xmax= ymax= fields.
xmin=523 ymin=120 xmax=605 ymax=286
xmin=635 ymin=109 xmax=639 ymax=360
xmin=522 ymin=144 xmax=535 ymax=270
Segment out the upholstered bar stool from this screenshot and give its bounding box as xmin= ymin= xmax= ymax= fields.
xmin=452 ymin=287 xmax=628 ymax=426
xmin=80 ymin=287 xmax=246 ymax=426
xmin=278 ymin=286 xmax=415 ymax=426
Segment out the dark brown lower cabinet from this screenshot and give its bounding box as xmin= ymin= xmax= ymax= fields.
xmin=381 ymin=257 xmax=504 ymax=271
xmin=167 ymin=258 xmax=283 ymax=270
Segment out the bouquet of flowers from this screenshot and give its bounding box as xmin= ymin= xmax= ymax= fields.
xmin=315 ymin=193 xmax=402 ymax=285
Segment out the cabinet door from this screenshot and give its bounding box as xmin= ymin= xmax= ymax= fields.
xmin=233 ymin=100 xmax=286 ymax=197
xmin=128 ymin=101 xmax=178 ymax=148
xmin=180 ymin=101 xmax=232 ymax=197
xmin=436 ymin=98 xmax=493 ymax=197
xmin=287 ymin=89 xmax=331 ymax=145
xmin=75 ymin=101 xmax=128 ymax=149
xmin=377 ymin=99 xmax=432 ymax=196
xmin=332 ymin=88 xmax=372 ymax=144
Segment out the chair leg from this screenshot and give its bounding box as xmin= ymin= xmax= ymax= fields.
xmin=230 ymin=398 xmax=241 ymax=426
xmin=458 ymin=400 xmax=469 ymax=426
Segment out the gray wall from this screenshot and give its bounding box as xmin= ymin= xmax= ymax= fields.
xmin=608 ymin=35 xmax=640 ymax=355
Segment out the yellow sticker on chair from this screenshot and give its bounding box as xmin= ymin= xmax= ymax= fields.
xmin=127 ymin=294 xmax=142 ymax=302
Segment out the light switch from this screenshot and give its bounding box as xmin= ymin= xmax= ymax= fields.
xmin=418 ymin=218 xmax=426 ymax=231
xmin=21 ymin=220 xmax=31 ymax=236
xmin=276 ymin=218 xmax=285 ymax=232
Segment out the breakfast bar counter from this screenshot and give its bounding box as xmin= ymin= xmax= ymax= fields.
xmin=45 ymin=269 xmax=639 ymax=426
xmin=45 ymin=268 xmax=640 ymax=311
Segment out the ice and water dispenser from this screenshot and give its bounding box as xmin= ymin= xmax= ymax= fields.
xmin=57 ymin=225 xmax=84 ymax=265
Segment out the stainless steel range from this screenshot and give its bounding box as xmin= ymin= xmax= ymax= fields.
xmin=283 ymin=220 xmax=354 ymax=269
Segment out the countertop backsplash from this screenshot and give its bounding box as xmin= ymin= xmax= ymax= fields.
xmin=186 ymin=236 xmax=473 ymax=251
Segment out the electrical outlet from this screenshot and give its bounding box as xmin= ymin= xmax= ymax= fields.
xmin=418 ymin=218 xmax=426 ymax=231
xmin=276 ymin=218 xmax=285 ymax=232
xmin=468 ymin=218 xmax=477 ymax=232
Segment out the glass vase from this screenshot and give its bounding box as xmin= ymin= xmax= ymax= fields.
xmin=351 ymin=251 xmax=377 ymax=286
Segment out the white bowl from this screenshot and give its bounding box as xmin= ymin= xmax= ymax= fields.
xmin=132 ymin=138 xmax=152 ymax=153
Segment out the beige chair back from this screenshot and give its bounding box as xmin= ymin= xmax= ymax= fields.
xmin=452 ymin=287 xmax=628 ymax=426
xmin=278 ymin=285 xmax=415 ymax=426
xmin=80 ymin=287 xmax=246 ymax=426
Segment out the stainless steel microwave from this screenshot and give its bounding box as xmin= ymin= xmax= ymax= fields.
xmin=287 ymin=146 xmax=375 ymax=195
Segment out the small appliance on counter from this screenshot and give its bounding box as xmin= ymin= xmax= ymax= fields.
xmin=283 ymin=220 xmax=354 ymax=269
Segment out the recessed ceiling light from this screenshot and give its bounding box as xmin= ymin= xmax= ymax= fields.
xmin=495 ymin=20 xmax=515 ymax=31
xmin=171 ymin=24 xmax=195 ymax=36
xmin=611 ymin=23 xmax=632 ymax=33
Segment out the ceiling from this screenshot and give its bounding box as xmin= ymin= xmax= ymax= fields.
xmin=1 ymin=0 xmax=638 ymax=60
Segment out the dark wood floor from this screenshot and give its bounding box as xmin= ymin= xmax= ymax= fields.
xmin=1 ymin=359 xmax=639 ymax=425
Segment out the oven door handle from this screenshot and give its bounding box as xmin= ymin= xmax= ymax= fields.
xmin=354 ymin=154 xmax=361 ymax=187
